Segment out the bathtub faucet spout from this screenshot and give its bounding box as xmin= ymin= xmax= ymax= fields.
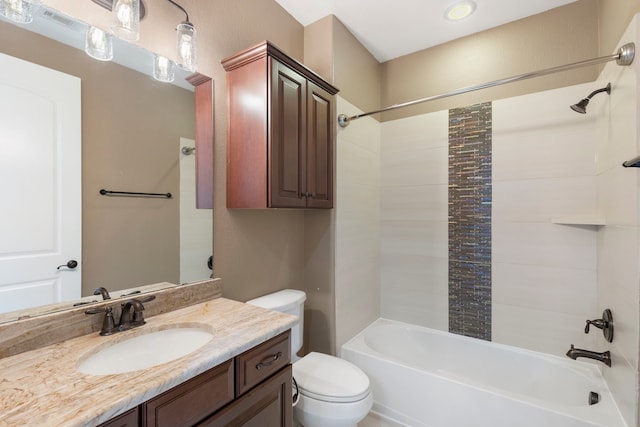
xmin=566 ymin=344 xmax=611 ymax=367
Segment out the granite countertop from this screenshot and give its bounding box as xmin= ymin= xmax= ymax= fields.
xmin=0 ymin=298 xmax=297 ymax=427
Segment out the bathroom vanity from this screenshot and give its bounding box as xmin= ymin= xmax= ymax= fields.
xmin=101 ymin=331 xmax=292 ymax=427
xmin=0 ymin=282 xmax=297 ymax=427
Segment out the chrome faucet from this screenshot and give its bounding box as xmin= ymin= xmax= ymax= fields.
xmin=566 ymin=344 xmax=611 ymax=367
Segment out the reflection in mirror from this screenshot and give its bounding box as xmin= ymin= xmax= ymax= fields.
xmin=0 ymin=6 xmax=212 ymax=321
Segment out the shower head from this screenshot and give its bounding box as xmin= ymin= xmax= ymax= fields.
xmin=570 ymin=83 xmax=611 ymax=114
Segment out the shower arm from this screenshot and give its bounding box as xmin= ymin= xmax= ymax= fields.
xmin=337 ymin=42 xmax=636 ymax=127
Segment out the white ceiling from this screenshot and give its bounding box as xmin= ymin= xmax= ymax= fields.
xmin=274 ymin=0 xmax=578 ymax=62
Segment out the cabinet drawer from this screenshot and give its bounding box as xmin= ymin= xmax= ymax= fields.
xmin=143 ymin=360 xmax=234 ymax=427
xmin=235 ymin=330 xmax=290 ymax=396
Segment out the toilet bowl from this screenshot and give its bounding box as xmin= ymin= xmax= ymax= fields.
xmin=293 ymin=352 xmax=373 ymax=427
xmin=246 ymin=290 xmax=373 ymax=427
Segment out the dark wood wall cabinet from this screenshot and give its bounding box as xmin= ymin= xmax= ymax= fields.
xmin=222 ymin=41 xmax=339 ymax=209
xmin=98 ymin=330 xmax=292 ymax=427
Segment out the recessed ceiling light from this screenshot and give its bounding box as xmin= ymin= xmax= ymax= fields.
xmin=445 ymin=0 xmax=476 ymax=21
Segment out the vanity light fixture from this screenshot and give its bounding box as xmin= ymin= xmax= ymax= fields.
xmin=153 ymin=54 xmax=175 ymax=82
xmin=0 ymin=0 xmax=43 ymax=24
xmin=445 ymin=0 xmax=476 ymax=21
xmin=111 ymin=0 xmax=140 ymax=41
xmin=85 ymin=26 xmax=114 ymax=61
xmin=167 ymin=0 xmax=197 ymax=72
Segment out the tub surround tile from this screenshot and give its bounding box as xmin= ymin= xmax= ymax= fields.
xmin=381 ymin=220 xmax=448 ymax=258
xmin=492 ymin=221 xmax=597 ymax=270
xmin=381 ymin=110 xmax=448 ymax=151
xmin=597 ymin=166 xmax=639 ymax=226
xmin=0 ymin=296 xmax=297 ymax=427
xmin=492 ymin=262 xmax=596 ymax=316
xmin=381 ymin=184 xmax=448 ymax=222
xmin=448 ymin=102 xmax=492 ymax=341
xmin=492 ymin=303 xmax=597 ymax=356
xmin=492 ymin=176 xmax=597 ymax=223
xmin=597 ymin=225 xmax=639 ymax=366
xmin=382 ymin=145 xmax=449 ymax=187
xmin=336 ymin=96 xmax=381 ymax=352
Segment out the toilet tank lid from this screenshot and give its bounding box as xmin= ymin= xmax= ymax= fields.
xmin=246 ymin=289 xmax=306 ymax=311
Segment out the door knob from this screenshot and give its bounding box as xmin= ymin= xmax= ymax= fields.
xmin=57 ymin=260 xmax=78 ymax=270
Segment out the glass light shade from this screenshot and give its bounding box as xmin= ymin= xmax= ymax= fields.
xmin=0 ymin=0 xmax=43 ymax=24
xmin=85 ymin=26 xmax=113 ymax=61
xmin=445 ymin=0 xmax=476 ymax=21
xmin=176 ymin=22 xmax=197 ymax=72
xmin=111 ymin=0 xmax=140 ymax=41
xmin=153 ymin=54 xmax=175 ymax=83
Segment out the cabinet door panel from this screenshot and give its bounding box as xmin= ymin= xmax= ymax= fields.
xmin=143 ymin=360 xmax=234 ymax=427
xmin=198 ymin=365 xmax=292 ymax=427
xmin=306 ymin=82 xmax=334 ymax=208
xmin=270 ymin=60 xmax=306 ymax=208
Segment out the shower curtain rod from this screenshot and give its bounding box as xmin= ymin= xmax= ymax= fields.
xmin=337 ymin=42 xmax=636 ymax=128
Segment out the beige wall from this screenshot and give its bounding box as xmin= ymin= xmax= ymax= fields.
xmin=376 ymin=0 xmax=640 ymax=122
xmin=305 ymin=15 xmax=381 ymax=116
xmin=598 ymin=0 xmax=640 ymax=56
xmin=0 ymin=19 xmax=194 ymax=296
xmin=380 ymin=0 xmax=600 ymax=121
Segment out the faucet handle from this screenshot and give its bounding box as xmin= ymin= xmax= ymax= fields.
xmin=584 ymin=309 xmax=614 ymax=343
xmin=137 ymin=295 xmax=156 ymax=304
xmin=85 ymin=306 xmax=117 ymax=336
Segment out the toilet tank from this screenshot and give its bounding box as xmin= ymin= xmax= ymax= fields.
xmin=246 ymin=289 xmax=306 ymax=357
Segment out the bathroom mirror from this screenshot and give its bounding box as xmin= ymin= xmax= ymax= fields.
xmin=0 ymin=7 xmax=212 ymax=322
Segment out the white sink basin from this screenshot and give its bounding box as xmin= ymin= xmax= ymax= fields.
xmin=77 ymin=325 xmax=214 ymax=375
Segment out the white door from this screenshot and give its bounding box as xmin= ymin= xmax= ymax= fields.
xmin=0 ymin=52 xmax=82 ymax=313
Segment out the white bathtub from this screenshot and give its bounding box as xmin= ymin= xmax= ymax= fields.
xmin=341 ymin=318 xmax=626 ymax=427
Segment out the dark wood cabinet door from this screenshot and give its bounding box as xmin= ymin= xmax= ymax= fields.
xmin=306 ymin=81 xmax=334 ymax=209
xmin=223 ymin=41 xmax=338 ymax=209
xmin=197 ymin=364 xmax=293 ymax=427
xmin=142 ymin=360 xmax=234 ymax=427
xmin=270 ymin=59 xmax=307 ymax=208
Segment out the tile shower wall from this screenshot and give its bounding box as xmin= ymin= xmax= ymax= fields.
xmin=492 ymin=83 xmax=600 ymax=355
xmin=380 ymin=83 xmax=601 ymax=355
xmin=335 ymin=97 xmax=381 ymax=351
xmin=380 ymin=111 xmax=449 ymax=330
xmin=448 ymin=103 xmax=492 ymax=341
xmin=593 ymin=16 xmax=639 ymax=427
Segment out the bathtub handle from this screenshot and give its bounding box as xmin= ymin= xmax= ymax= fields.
xmin=256 ymin=351 xmax=283 ymax=370
xmin=584 ymin=309 xmax=614 ymax=343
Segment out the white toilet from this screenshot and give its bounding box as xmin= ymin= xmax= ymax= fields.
xmin=247 ymin=289 xmax=373 ymax=427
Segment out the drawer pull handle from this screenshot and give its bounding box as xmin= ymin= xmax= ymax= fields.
xmin=255 ymin=351 xmax=282 ymax=370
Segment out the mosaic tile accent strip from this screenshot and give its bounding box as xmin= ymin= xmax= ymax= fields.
xmin=448 ymin=102 xmax=492 ymax=341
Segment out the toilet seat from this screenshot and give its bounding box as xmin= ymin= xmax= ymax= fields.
xmin=293 ymin=352 xmax=371 ymax=403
